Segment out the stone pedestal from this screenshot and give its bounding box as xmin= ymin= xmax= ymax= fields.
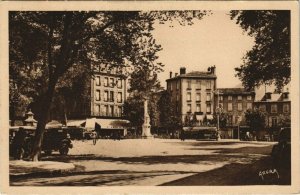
xmin=142 ymin=99 xmax=153 ymax=139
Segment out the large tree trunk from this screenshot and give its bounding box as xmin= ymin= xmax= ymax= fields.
xmin=31 ymin=80 xmax=57 ymax=161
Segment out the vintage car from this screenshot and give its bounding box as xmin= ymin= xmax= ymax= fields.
xmin=182 ymin=127 xmax=219 ymax=140
xmin=271 ymin=127 xmax=291 ymax=167
xmin=9 ymin=126 xmax=35 ymax=159
xmin=10 ymin=126 xmax=73 ymax=158
xmin=42 ymin=127 xmax=73 ymax=155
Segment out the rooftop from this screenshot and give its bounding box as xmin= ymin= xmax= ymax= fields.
xmin=217 ymin=88 xmax=255 ymax=95
xmin=166 ymin=71 xmax=216 ymax=81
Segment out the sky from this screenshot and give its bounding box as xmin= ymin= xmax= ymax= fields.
xmin=152 ymin=11 xmax=255 ymax=89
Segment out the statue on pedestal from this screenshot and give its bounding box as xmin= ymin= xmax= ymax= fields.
xmin=142 ymin=99 xmax=153 ymax=139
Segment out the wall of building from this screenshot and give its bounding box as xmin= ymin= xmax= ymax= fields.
xmin=90 ymin=70 xmax=127 ymax=118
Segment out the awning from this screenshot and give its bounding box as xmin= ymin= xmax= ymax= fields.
xmin=183 ymin=126 xmax=217 ymax=131
xmin=94 ymin=118 xmax=130 ymax=129
xmin=67 ymin=118 xmax=130 ymax=131
xmin=67 ymin=120 xmax=86 ymax=127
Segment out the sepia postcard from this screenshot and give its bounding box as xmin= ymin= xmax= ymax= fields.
xmin=0 ymin=1 xmax=299 ymax=194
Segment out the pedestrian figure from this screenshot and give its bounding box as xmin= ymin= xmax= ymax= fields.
xmin=180 ymin=130 xmax=185 ymax=141
xmin=13 ymin=127 xmax=27 ymax=159
xmin=91 ymin=130 xmax=98 ymax=145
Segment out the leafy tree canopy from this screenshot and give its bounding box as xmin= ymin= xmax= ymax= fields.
xmin=230 ymin=10 xmax=290 ymax=91
xmin=9 ymin=11 xmax=209 ymax=160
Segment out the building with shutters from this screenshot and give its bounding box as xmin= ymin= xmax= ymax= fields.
xmin=90 ymin=64 xmax=127 ymax=118
xmin=166 ymin=66 xmax=217 ymax=125
xmin=253 ymin=91 xmax=291 ymax=129
xmin=215 ymin=88 xmax=256 ymax=126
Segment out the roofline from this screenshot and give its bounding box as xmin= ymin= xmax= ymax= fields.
xmin=166 ymin=75 xmax=217 ymax=82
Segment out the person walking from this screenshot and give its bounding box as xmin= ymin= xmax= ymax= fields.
xmin=91 ymin=130 xmax=98 ymax=145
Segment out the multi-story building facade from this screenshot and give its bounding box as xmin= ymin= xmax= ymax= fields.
xmin=253 ymin=91 xmax=291 ymax=128
xmin=90 ymin=64 xmax=127 ymax=118
xmin=215 ymin=88 xmax=256 ymax=126
xmin=166 ymin=66 xmax=217 ymax=125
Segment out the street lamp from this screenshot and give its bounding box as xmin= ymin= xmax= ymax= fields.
xmin=213 ymin=89 xmax=221 ymax=140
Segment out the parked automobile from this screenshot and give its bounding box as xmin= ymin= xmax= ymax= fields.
xmin=271 ymin=127 xmax=291 ymax=167
xmin=198 ymin=128 xmax=219 ymax=141
xmin=9 ymin=126 xmax=35 ymax=159
xmin=42 ymin=128 xmax=73 ymax=155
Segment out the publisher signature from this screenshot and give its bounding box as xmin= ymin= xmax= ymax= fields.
xmin=258 ymin=168 xmax=280 ymax=180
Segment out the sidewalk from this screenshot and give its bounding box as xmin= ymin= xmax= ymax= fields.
xmin=10 ymin=160 xmax=76 ymax=177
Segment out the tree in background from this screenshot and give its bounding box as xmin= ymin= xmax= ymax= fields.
xmin=158 ymin=91 xmax=182 ymax=135
xmin=212 ymin=112 xmax=228 ymax=129
xmin=244 ymin=108 xmax=266 ymax=132
xmin=230 ymin=11 xmax=290 ymax=91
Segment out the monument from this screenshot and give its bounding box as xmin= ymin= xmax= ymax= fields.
xmin=142 ymin=99 xmax=153 ymax=139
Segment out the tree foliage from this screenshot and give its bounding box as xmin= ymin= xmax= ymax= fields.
xmin=230 ymin=10 xmax=290 ymax=91
xmin=9 ymin=11 xmax=209 ymax=160
xmin=158 ymin=91 xmax=182 ymax=131
xmin=244 ymin=109 xmax=266 ymax=131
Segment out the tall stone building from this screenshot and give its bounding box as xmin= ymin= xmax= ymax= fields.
xmin=90 ymin=64 xmax=127 ymax=118
xmin=215 ymin=88 xmax=256 ymax=126
xmin=253 ymin=91 xmax=291 ymax=129
xmin=166 ymin=66 xmax=217 ymax=125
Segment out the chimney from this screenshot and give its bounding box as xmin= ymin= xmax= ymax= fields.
xmin=175 ymin=73 xmax=178 ymax=77
xmin=180 ymin=67 xmax=186 ymax=75
xmin=169 ymin=71 xmax=173 ymax=78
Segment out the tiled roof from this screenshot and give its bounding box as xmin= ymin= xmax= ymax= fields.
xmin=217 ymin=88 xmax=255 ymax=95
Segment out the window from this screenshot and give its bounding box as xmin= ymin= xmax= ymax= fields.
xmin=196 ymin=93 xmax=201 ymax=102
xmin=95 ymin=90 xmax=100 ymax=101
xmin=109 ymin=78 xmax=114 ymax=87
xmin=228 ymin=103 xmax=233 ymax=111
xmin=187 ymin=104 xmax=191 ymax=112
xmin=104 ymin=91 xmax=108 ymax=102
xmin=95 ymin=104 xmax=100 ymax=114
xmin=117 ymin=106 xmax=122 ymax=117
xmin=187 ymin=81 xmax=191 ymax=89
xmin=206 ymin=80 xmax=211 ymax=89
xmin=238 ymin=95 xmax=242 ymax=100
xmin=247 ymin=103 xmax=252 ymax=110
xmin=110 ymin=105 xmax=114 ymax=116
xmin=271 ymin=104 xmax=277 ymax=113
xmin=206 ymin=103 xmax=211 ymax=113
xmin=95 ymin=76 xmax=101 ymax=86
xmin=219 ymin=95 xmax=223 ymax=101
xmin=237 ymin=103 xmax=243 ymax=111
xmin=170 ymin=83 xmax=173 ymax=91
xmin=110 ymin=91 xmax=114 ymax=102
xmin=176 ymin=81 xmax=180 ymax=90
xmin=283 ymin=104 xmax=290 ymax=113
xmin=104 ymin=77 xmax=108 ymax=87
xmin=196 ymin=80 xmax=201 ymax=89
xmin=117 ymin=79 xmax=122 ymax=88
xmin=187 ymin=92 xmax=191 ymax=101
xmin=105 ymin=105 xmax=109 ymax=116
xmin=196 ymin=104 xmax=201 ymax=112
xmin=176 ymin=94 xmax=179 ymax=101
xmin=228 ymin=95 xmax=232 ymax=101
xmin=117 ymin=92 xmax=122 ymax=103
xmin=206 ymin=93 xmax=211 ymax=101
xmin=247 ymin=95 xmax=252 ymax=100
xmin=259 ymin=105 xmax=266 ymax=112
xmin=272 ymin=117 xmax=278 ymax=127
